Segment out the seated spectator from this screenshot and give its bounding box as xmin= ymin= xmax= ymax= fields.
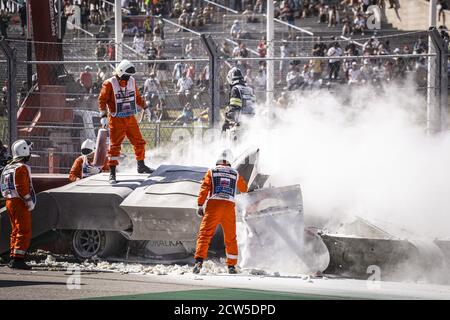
xmin=202 ymin=4 xmax=214 ymax=25
xmin=276 ymin=91 xmax=289 ymax=109
xmin=123 ymin=22 xmax=139 ymax=36
xmin=176 ymin=71 xmax=193 ymax=106
xmin=221 ymin=41 xmax=232 ymax=57
xmin=172 ymin=102 xmax=194 ymax=126
xmin=377 ymin=43 xmax=389 ymax=55
xmin=312 ymin=37 xmax=326 ymax=57
xmin=352 ymin=13 xmax=366 ymax=35
xmin=342 ymin=15 xmax=352 ymax=36
xmin=232 ymin=40 xmax=242 ymax=57
xmin=363 ymin=36 xmax=379 ymax=54
xmin=301 ymin=64 xmax=314 ymax=89
xmin=230 ymin=20 xmax=242 ymax=40
xmin=98 ymin=22 xmax=111 ymax=38
xmin=286 ymin=65 xmax=302 ymax=91
xmin=80 ymin=65 xmax=93 ymax=93
xmin=257 ymin=36 xmax=267 ymax=58
xmin=128 ymin=0 xmax=140 ymax=15
xmin=413 ymin=36 xmax=428 ymax=54
xmin=95 ymin=41 xmax=107 ymax=59
xmin=106 ymin=40 xmax=115 ymax=60
xmin=171 ymin=0 xmax=183 ymax=18
xmin=190 ymin=7 xmax=203 ymax=29
xmin=243 ymin=5 xmax=258 ymax=23
xmin=348 ymin=61 xmax=362 ymax=85
xmin=90 ymin=6 xmax=103 ymax=25
xmin=144 ymin=72 xmax=165 ymax=108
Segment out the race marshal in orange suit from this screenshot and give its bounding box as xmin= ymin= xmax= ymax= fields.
xmin=193 ymin=149 xmax=248 ymax=274
xmin=98 ymin=59 xmax=153 ymax=184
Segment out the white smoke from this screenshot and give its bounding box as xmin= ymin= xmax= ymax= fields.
xmin=239 ymin=83 xmax=450 ymax=240
xmin=124 ymin=81 xmax=450 ymax=278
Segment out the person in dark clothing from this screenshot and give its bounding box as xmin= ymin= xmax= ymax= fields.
xmin=222 ymin=67 xmax=255 ymax=133
xmin=0 ymin=9 xmax=9 ymax=39
xmin=80 ymin=1 xmax=90 ymax=31
xmin=19 ymin=4 xmax=26 ymax=36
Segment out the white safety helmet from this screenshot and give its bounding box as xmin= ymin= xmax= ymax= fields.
xmin=11 ymin=139 xmax=33 ymax=160
xmin=115 ymin=59 xmax=136 ymax=78
xmin=216 ymin=149 xmax=233 ymax=166
xmin=226 ymin=67 xmax=244 ymax=86
xmin=81 ymin=139 xmax=95 ymax=156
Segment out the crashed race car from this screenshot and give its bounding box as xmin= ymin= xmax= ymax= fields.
xmin=0 ymin=148 xmax=318 ymax=270
xmin=1 ymin=147 xmax=449 ymax=281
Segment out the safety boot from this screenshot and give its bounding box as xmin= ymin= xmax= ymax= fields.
xmin=8 ymin=258 xmax=32 ymax=270
xmin=109 ymin=166 xmax=117 ymax=184
xmin=228 ymin=265 xmax=237 ymax=274
xmin=137 ymin=160 xmax=154 ymax=174
xmin=192 ymin=259 xmax=203 ymax=274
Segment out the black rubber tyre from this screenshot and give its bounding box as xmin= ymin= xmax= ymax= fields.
xmin=71 ymin=230 xmax=126 ymax=260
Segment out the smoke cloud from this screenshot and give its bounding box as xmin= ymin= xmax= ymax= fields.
xmin=124 ymin=81 xmax=450 ymax=278
xmin=241 ymin=83 xmax=450 ymax=240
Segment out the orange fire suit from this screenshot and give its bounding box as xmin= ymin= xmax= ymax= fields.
xmin=98 ymin=76 xmax=147 ymax=167
xmin=0 ymin=162 xmax=35 ymax=258
xmin=194 ymin=165 xmax=248 ymax=266
xmin=69 ymin=155 xmax=109 ymax=182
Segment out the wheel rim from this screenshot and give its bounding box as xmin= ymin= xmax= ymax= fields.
xmin=72 ymin=230 xmax=103 ymax=259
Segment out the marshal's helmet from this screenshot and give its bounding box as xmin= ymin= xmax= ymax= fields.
xmin=226 ymin=67 xmax=244 ymax=86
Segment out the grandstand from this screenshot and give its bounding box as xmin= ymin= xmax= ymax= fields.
xmin=0 ymin=0 xmax=446 ymax=173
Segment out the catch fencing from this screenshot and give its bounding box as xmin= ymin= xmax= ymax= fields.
xmin=0 ymin=27 xmax=447 ymax=174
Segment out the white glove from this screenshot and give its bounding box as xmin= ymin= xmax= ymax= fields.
xmin=197 ymin=205 xmax=204 ymax=218
xmin=100 ymin=116 xmax=108 ymax=128
xmin=88 ymin=166 xmax=101 ymax=174
xmin=26 ymin=199 xmax=35 ymax=211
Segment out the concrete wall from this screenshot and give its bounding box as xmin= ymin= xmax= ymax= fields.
xmin=382 ymin=0 xmax=445 ymax=31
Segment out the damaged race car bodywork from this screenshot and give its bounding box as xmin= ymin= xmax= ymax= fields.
xmin=0 ymin=149 xmax=310 ymax=267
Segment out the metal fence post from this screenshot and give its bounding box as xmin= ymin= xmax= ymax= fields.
xmin=200 ymin=34 xmax=221 ymax=128
xmin=156 ymin=122 xmax=161 ymax=148
xmin=440 ymin=35 xmax=449 ymax=131
xmin=0 ymin=38 xmax=17 ymax=148
xmin=427 ymin=28 xmax=448 ymax=133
